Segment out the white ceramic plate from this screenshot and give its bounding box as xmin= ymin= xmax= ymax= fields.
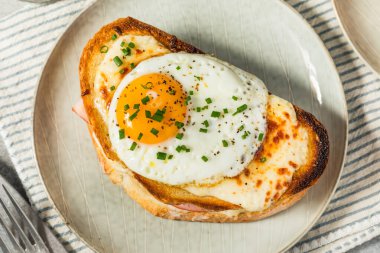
xmin=33 ymin=0 xmax=348 ymax=252
xmin=333 ymin=0 xmax=380 ymax=76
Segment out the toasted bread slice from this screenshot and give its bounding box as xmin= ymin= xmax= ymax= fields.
xmin=79 ymin=17 xmax=329 ymax=222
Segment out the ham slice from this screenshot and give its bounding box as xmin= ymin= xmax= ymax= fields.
xmin=173 ymin=203 xmax=208 ymax=212
xmin=72 ymin=99 xmax=89 ymax=123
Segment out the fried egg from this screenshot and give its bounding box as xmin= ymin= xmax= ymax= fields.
xmin=108 ymin=53 xmax=268 ymax=185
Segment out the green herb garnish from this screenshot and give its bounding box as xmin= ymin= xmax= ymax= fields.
xmin=113 ymin=56 xmax=123 ymax=67
xmin=111 ymin=34 xmax=117 ymax=40
xmin=133 ymin=104 xmax=140 ymax=109
xmin=222 ymin=140 xmax=228 ymax=147
xmin=130 ymin=142 xmax=137 ymax=151
xmin=233 ymin=104 xmax=248 ymax=116
xmin=205 ymin=98 xmax=212 ymax=104
xmin=157 ymin=152 xmax=167 ymax=160
xmin=175 ymin=121 xmax=184 ymax=129
xmin=176 ymin=133 xmax=184 ymax=140
xmin=128 ymin=42 xmax=135 ymax=48
xmin=129 ymin=110 xmax=140 ymax=121
xmin=122 ymin=47 xmax=131 ymax=56
xmin=124 ymin=104 xmax=130 ymax=110
xmin=141 ymin=96 xmax=150 ymax=105
xmin=119 ymin=129 xmax=125 ymax=139
xmin=110 ymin=86 xmax=115 ymax=91
xmin=141 ymin=82 xmax=153 ymax=89
xmin=150 ymin=128 xmax=159 ymax=136
xmin=211 ymin=111 xmax=221 ymax=118
xmin=199 ymin=128 xmax=208 ymax=133
xmin=242 ymin=131 xmax=251 ymax=139
xmin=100 ymin=46 xmax=108 ymax=53
xmin=202 ymin=120 xmax=209 ymax=128
xmin=260 ymin=157 xmax=267 ymax=163
xmin=201 ymin=156 xmax=208 ymax=162
xmin=232 ymin=96 xmax=238 ymax=101
xmin=258 ymin=133 xmax=264 ymax=141
xmin=137 ymin=133 xmax=143 ymax=140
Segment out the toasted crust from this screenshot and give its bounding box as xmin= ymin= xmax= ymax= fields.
xmin=79 ymin=17 xmax=329 ymax=222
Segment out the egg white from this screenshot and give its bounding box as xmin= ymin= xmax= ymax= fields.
xmin=108 ymin=53 xmax=268 ymax=185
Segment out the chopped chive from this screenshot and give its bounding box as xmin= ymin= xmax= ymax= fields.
xmin=189 ymin=91 xmax=194 ymax=95
xmin=201 ymin=156 xmax=208 ymax=162
xmin=124 ymin=104 xmax=130 ymax=110
xmin=111 ymin=34 xmax=117 ymax=40
xmin=233 ymin=104 xmax=248 ymax=116
xmin=175 ymin=145 xmax=190 ymax=153
xmin=237 ymin=125 xmax=245 ymax=132
xmin=120 ymin=41 xmax=126 ymax=47
xmin=133 ymin=104 xmax=140 ymax=109
xmin=129 ymin=110 xmax=140 ymax=121
xmin=194 ymin=75 xmax=201 ymax=81
xmin=202 ymin=120 xmax=209 ymax=128
xmin=175 ymin=121 xmax=184 ymax=129
xmin=168 ymin=154 xmax=174 ymax=160
xmin=151 ymin=109 xmax=165 ymax=122
xmin=141 ymin=96 xmax=150 ymax=105
xmin=196 ymin=107 xmax=201 ymax=112
xmin=137 ymin=133 xmax=143 ymax=140
xmin=130 ymin=142 xmax=137 ymax=151
xmin=199 ymin=128 xmax=208 ymax=133
xmin=113 ymin=56 xmax=123 ymax=67
xmin=168 ymin=90 xmax=176 ymax=95
xmin=152 ymin=114 xmax=163 ymax=122
xmin=100 ymin=45 xmax=109 ymax=53
xmin=258 ymin=132 xmax=264 ymax=141
xmin=141 ymin=82 xmax=153 ymax=89
xmin=130 ymin=62 xmax=135 ymax=69
xmin=122 ymin=47 xmax=131 ymax=56
xmin=176 ymin=66 xmax=181 ymax=70
xmin=128 ymin=42 xmax=135 ymax=48
xmin=202 ymin=105 xmax=209 ymax=110
xmin=145 ymin=110 xmax=151 ymax=118
xmin=150 ymin=128 xmax=159 ymax=136
xmin=185 ymin=96 xmax=191 ymax=105
xmin=110 ymin=86 xmax=116 ymax=91
xmin=119 ymin=69 xmax=125 ymax=74
xmin=232 ymin=96 xmax=238 ymax=101
xmin=176 ymin=133 xmax=184 ymax=140
xmin=260 ymin=157 xmax=267 ymax=163
xmin=205 ymin=98 xmax=212 ymax=104
xmin=242 ymin=131 xmax=251 ymax=139
xmin=223 ymin=108 xmax=228 ymax=113
xmin=222 ymin=140 xmax=228 ymax=147
xmin=157 ymin=152 xmax=167 ymax=160
xmin=119 ymin=129 xmax=125 ymax=139
xmin=211 ymin=111 xmax=221 ymax=118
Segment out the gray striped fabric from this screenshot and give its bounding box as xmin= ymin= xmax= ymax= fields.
xmin=0 ymin=0 xmax=378 ymax=252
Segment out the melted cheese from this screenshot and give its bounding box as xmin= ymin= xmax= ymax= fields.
xmin=184 ymin=95 xmax=308 ymax=211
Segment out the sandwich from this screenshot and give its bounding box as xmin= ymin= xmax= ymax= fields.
xmin=73 ymin=17 xmax=329 ymax=222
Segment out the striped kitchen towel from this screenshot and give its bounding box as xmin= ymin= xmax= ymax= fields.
xmin=0 ymin=0 xmax=379 ymax=252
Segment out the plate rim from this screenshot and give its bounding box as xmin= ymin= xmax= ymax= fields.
xmin=31 ymin=1 xmax=348 ymax=252
xmin=332 ymin=0 xmax=380 ymax=77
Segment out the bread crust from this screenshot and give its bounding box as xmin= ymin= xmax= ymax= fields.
xmin=79 ymin=17 xmax=329 ymax=222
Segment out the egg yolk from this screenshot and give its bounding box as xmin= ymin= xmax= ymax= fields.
xmin=116 ymin=73 xmax=187 ymax=144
